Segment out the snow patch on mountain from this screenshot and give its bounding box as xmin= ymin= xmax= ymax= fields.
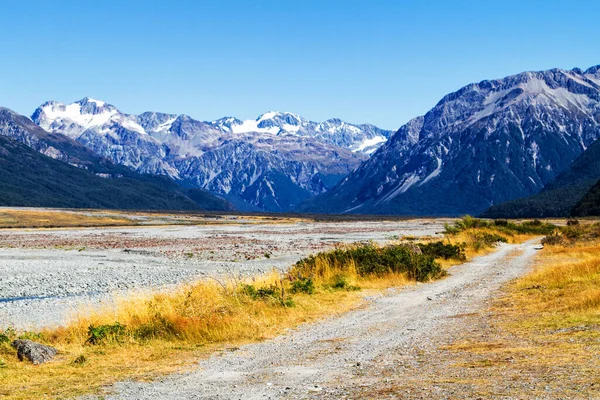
xmin=36 ymin=99 xmax=118 ymax=137
xmin=355 ymin=135 xmax=387 ymax=154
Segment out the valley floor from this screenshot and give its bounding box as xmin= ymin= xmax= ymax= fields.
xmin=3 ymin=211 xmax=596 ymax=399
xmin=0 ymin=211 xmax=444 ymax=330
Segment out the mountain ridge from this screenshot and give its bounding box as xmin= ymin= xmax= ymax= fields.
xmin=481 ymin=137 xmax=600 ymax=218
xmin=301 ymin=64 xmax=600 ymax=216
xmin=32 ymin=99 xmax=389 ymax=211
xmin=0 ymin=106 xmax=233 ymax=211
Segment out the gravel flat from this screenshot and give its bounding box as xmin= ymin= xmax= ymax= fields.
xmin=105 ymin=239 xmax=540 ymax=400
xmin=0 ymin=220 xmax=444 ymax=330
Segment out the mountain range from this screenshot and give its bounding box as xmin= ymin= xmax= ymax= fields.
xmin=302 ymin=66 xmax=600 ymax=216
xmin=32 ymin=99 xmax=391 ymax=211
xmin=1 ymin=64 xmax=600 ymax=216
xmin=0 ymin=107 xmax=233 ymax=210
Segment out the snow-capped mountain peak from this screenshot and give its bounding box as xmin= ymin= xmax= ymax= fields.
xmin=207 ymin=111 xmax=305 ymax=135
xmin=32 ymin=97 xmax=121 ymax=138
xmin=206 ymin=111 xmax=392 ymax=153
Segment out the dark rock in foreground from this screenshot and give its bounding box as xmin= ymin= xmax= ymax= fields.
xmin=12 ymin=339 xmax=57 ymax=365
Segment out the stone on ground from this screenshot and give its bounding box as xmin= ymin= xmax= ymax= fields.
xmin=12 ymin=339 xmax=57 ymax=364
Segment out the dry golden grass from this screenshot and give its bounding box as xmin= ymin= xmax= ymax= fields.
xmin=435 ymin=231 xmax=600 ymax=396
xmin=507 ymin=239 xmax=600 ymax=330
xmin=0 ymin=208 xmax=311 ymax=230
xmin=0 ymin=209 xmax=134 ymax=229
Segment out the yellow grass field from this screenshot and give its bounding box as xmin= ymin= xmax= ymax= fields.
xmin=441 ymin=223 xmax=600 ymax=397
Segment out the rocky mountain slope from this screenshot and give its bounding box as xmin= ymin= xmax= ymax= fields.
xmin=482 ymin=137 xmax=600 ymax=218
xmin=302 ymin=65 xmax=600 ymax=216
xmin=208 ymin=112 xmax=390 ymax=154
xmin=33 ymin=99 xmax=388 ymax=211
xmin=0 ymin=107 xmax=232 ymax=211
xmin=571 ymin=178 xmax=600 ymax=216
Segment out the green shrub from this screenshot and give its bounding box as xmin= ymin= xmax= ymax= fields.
xmin=517 ymin=220 xmax=556 ymax=235
xmin=470 ymin=232 xmax=508 ymax=251
xmin=86 ymin=322 xmax=126 ymax=345
xmin=541 ymin=233 xmax=564 ymax=246
xmin=325 ymin=275 xmax=360 ymax=291
xmin=18 ymin=331 xmax=45 ymax=342
xmin=445 ymin=216 xmax=490 ymax=234
xmin=290 ymin=278 xmax=315 ymax=294
xmin=445 ymin=216 xmax=556 ymax=236
xmin=293 ymin=244 xmax=445 ymax=282
xmin=240 ymin=284 xmax=293 ymax=307
xmin=417 ymin=241 xmax=466 ymax=261
xmin=0 ymin=328 xmax=15 ymax=346
xmin=443 ymin=223 xmax=461 ymax=235
xmin=241 ymin=284 xmax=277 ymax=299
xmin=0 ymin=333 xmax=9 ymax=345
xmin=458 ymin=215 xmax=491 ymax=229
xmin=71 ymin=354 xmax=87 ymax=366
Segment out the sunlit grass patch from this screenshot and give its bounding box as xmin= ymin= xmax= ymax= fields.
xmin=0 ymin=209 xmax=134 ymax=229
xmin=434 ymin=220 xmax=600 ymax=396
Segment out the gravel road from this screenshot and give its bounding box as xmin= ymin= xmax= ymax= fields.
xmin=105 ymin=239 xmax=540 ymax=400
xmin=0 ymin=220 xmax=444 ymax=330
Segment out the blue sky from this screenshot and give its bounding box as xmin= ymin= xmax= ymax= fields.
xmin=1 ymin=0 xmax=599 ymax=129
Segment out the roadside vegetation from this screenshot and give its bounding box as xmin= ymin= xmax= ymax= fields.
xmin=0 ymin=216 xmax=547 ymax=399
xmin=442 ymin=215 xmax=556 ymax=255
xmin=428 ymin=219 xmax=600 ymax=397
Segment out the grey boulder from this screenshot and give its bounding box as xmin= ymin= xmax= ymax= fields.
xmin=12 ymin=339 xmax=57 ymax=364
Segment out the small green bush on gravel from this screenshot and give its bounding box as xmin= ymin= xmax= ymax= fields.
xmin=470 ymin=232 xmax=508 ymax=251
xmin=240 ymin=284 xmax=294 ymax=307
xmin=324 ymin=275 xmax=360 ymax=292
xmin=292 ymin=244 xmax=445 ymax=282
xmin=417 ymin=241 xmax=466 ymax=260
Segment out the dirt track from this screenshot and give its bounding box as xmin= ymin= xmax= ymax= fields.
xmin=105 ymin=240 xmax=539 ymax=399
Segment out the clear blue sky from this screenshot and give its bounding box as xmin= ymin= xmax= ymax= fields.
xmin=1 ymin=0 xmax=599 ymax=129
